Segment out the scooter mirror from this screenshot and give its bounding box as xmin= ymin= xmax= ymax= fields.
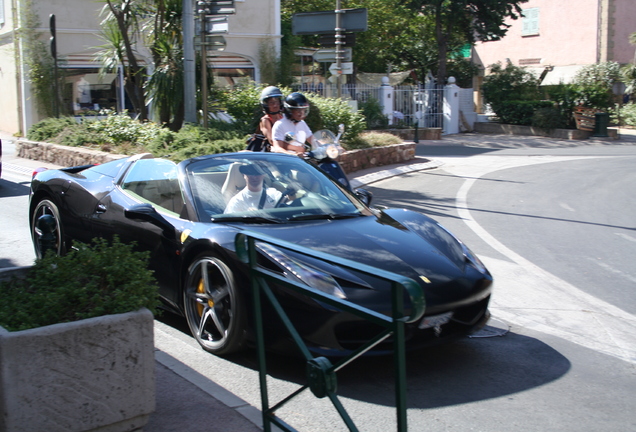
xmin=338 ymin=124 xmax=345 ymax=134
xmin=284 ymin=132 xmax=295 ymax=142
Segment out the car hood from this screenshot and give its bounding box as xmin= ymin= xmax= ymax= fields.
xmin=242 ymin=208 xmax=492 ymax=307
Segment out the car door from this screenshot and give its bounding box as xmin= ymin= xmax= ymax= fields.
xmin=92 ymin=158 xmax=187 ymax=306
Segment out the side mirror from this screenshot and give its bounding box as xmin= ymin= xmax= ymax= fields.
xmin=354 ymin=188 xmax=373 ymax=206
xmin=338 ymin=124 xmax=345 ymax=134
xmin=125 ymin=203 xmax=175 ymax=238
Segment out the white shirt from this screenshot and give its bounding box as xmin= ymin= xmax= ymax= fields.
xmin=272 ymin=116 xmax=313 ymax=150
xmin=224 ymin=187 xmax=282 ymax=213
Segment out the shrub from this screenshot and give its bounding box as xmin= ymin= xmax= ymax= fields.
xmin=482 ymin=62 xmax=541 ymax=114
xmin=616 ymin=102 xmax=636 ymax=126
xmin=26 ymin=117 xmax=77 ymax=141
xmin=495 ymin=100 xmax=553 ymax=126
xmin=214 ymin=83 xmax=264 ymax=133
xmin=571 ymin=83 xmax=615 ymax=112
xmin=0 ymin=237 xmax=159 ymax=331
xmin=574 ymin=61 xmax=621 ymax=89
xmin=532 ymin=106 xmax=568 ymax=130
xmin=544 ymin=84 xmax=579 ymax=128
xmin=347 ymin=131 xmax=402 ymax=149
xmin=306 ymin=94 xmax=366 ymax=143
xmin=360 ymin=97 xmax=389 ymax=129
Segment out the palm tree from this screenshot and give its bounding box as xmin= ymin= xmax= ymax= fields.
xmin=144 ymin=0 xmax=185 ymax=130
xmin=96 ymin=0 xmax=149 ymax=120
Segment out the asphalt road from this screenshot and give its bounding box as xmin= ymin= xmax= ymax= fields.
xmin=2 ymin=135 xmax=635 ymax=431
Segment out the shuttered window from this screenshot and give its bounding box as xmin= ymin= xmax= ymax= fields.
xmin=522 ymin=8 xmax=540 ymax=36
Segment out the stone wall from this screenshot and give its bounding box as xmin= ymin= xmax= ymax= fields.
xmin=474 ymin=122 xmax=618 ymax=140
xmin=338 ymin=143 xmax=415 ymax=174
xmin=381 ymin=128 xmax=442 ymax=141
xmin=17 ymin=140 xmax=124 ymax=167
xmin=16 ymin=140 xmax=416 ymax=174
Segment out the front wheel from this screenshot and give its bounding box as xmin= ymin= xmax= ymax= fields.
xmin=31 ymin=198 xmax=65 ymax=259
xmin=183 ymin=254 xmax=247 ymax=355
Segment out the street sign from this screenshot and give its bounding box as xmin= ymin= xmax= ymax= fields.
xmin=329 ymin=62 xmax=353 ymax=75
xmin=194 ymin=35 xmax=226 ymax=51
xmin=206 ymin=16 xmax=229 ymax=34
xmin=196 ymin=16 xmax=229 ymax=34
xmin=197 ymin=0 xmax=235 ymax=15
xmin=313 ymin=47 xmax=352 ymax=62
xmin=318 ymin=33 xmax=356 ymax=48
xmin=292 ymin=8 xmax=368 ymax=35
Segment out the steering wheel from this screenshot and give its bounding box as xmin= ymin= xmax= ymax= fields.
xmin=275 ymin=187 xmax=299 ymax=208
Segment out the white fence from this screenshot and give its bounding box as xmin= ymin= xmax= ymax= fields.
xmin=294 ymin=82 xmax=475 ymax=134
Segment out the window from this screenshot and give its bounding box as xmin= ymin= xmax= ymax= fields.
xmin=121 ymin=159 xmax=185 ymax=216
xmin=522 ymin=8 xmax=540 ymax=36
xmin=61 ymin=68 xmax=121 ymax=115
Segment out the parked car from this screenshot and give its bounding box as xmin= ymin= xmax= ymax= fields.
xmin=29 ymin=151 xmax=493 ymax=356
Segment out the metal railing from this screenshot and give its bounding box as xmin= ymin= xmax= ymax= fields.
xmin=235 ymin=231 xmax=426 ymax=432
xmin=294 ymin=82 xmax=445 ymax=129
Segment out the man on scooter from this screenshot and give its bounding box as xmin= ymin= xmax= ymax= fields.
xmin=272 ymin=92 xmax=315 ymax=155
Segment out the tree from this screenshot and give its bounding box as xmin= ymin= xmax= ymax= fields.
xmin=281 ymin=0 xmax=438 ymax=81
xmin=144 ymin=0 xmax=185 ymax=130
xmin=97 ymin=0 xmax=149 ymax=120
xmin=620 ymin=32 xmax=636 ymax=97
xmin=403 ymin=0 xmax=527 ymax=85
xmin=280 ymin=0 xmax=499 ymax=84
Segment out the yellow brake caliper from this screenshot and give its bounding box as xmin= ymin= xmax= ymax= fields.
xmin=196 ymin=278 xmax=214 ymax=316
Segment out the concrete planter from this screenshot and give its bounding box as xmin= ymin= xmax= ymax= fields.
xmin=0 ymin=270 xmax=155 ymax=432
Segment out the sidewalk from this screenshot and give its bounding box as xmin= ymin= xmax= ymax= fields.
xmin=3 ymin=127 xmax=635 ymax=431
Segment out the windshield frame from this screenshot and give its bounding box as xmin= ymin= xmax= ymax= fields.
xmin=181 ymin=153 xmax=371 ymax=223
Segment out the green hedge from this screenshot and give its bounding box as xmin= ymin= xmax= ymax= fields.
xmin=494 ymin=100 xmax=554 ymax=126
xmin=0 ymin=237 xmax=159 ymax=331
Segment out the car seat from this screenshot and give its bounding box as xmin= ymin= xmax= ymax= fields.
xmin=221 ymin=162 xmax=246 ymax=203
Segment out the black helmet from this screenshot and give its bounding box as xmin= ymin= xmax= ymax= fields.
xmin=283 ymin=92 xmax=310 ymax=121
xmin=260 ymin=86 xmax=283 ymax=114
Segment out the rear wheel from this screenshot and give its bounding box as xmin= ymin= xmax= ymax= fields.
xmin=183 ymin=254 xmax=247 ymax=355
xmin=31 ymin=198 xmax=65 ymax=259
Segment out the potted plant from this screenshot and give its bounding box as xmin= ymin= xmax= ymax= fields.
xmin=0 ymin=237 xmax=159 ymax=432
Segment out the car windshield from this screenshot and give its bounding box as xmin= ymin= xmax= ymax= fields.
xmin=183 ymin=153 xmax=370 ymax=223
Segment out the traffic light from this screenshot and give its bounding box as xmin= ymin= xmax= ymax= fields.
xmin=49 ymin=14 xmax=57 ymax=59
xmin=197 ymin=0 xmax=235 ymax=15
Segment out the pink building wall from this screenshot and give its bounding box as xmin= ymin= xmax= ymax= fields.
xmin=473 ymin=0 xmax=635 ymax=70
xmin=611 ymin=0 xmax=636 ymax=64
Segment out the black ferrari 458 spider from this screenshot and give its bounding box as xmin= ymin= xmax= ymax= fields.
xmin=29 ymin=151 xmax=492 ymax=356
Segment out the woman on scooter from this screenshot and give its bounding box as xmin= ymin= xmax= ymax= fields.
xmin=272 ymin=92 xmax=314 ymax=155
xmin=248 ymin=86 xmax=284 ymax=152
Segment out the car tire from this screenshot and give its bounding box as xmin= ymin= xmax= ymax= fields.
xmin=183 ymin=253 xmax=247 ymax=355
xmin=31 ymin=198 xmax=66 ymax=259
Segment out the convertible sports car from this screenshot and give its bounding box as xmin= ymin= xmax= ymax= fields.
xmin=29 ymin=151 xmax=492 ymax=356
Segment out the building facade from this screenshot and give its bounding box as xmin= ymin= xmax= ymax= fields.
xmin=472 ymin=0 xmax=636 ymax=111
xmin=0 ymin=0 xmax=280 ymax=135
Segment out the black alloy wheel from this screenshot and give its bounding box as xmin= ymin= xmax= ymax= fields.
xmin=31 ymin=198 xmax=65 ymax=259
xmin=183 ymin=254 xmax=247 ymax=355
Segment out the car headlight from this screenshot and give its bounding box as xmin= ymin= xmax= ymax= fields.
xmin=257 ymin=243 xmax=347 ymax=299
xmin=461 ymin=243 xmax=487 ymax=274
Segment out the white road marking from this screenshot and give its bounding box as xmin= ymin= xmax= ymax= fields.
xmin=559 ymin=202 xmax=576 ymax=212
xmin=444 ymin=155 xmax=636 ymax=364
xmin=615 ymin=232 xmax=636 ymax=243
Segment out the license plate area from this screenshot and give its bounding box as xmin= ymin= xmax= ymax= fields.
xmin=418 ymin=312 xmax=453 ymax=330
